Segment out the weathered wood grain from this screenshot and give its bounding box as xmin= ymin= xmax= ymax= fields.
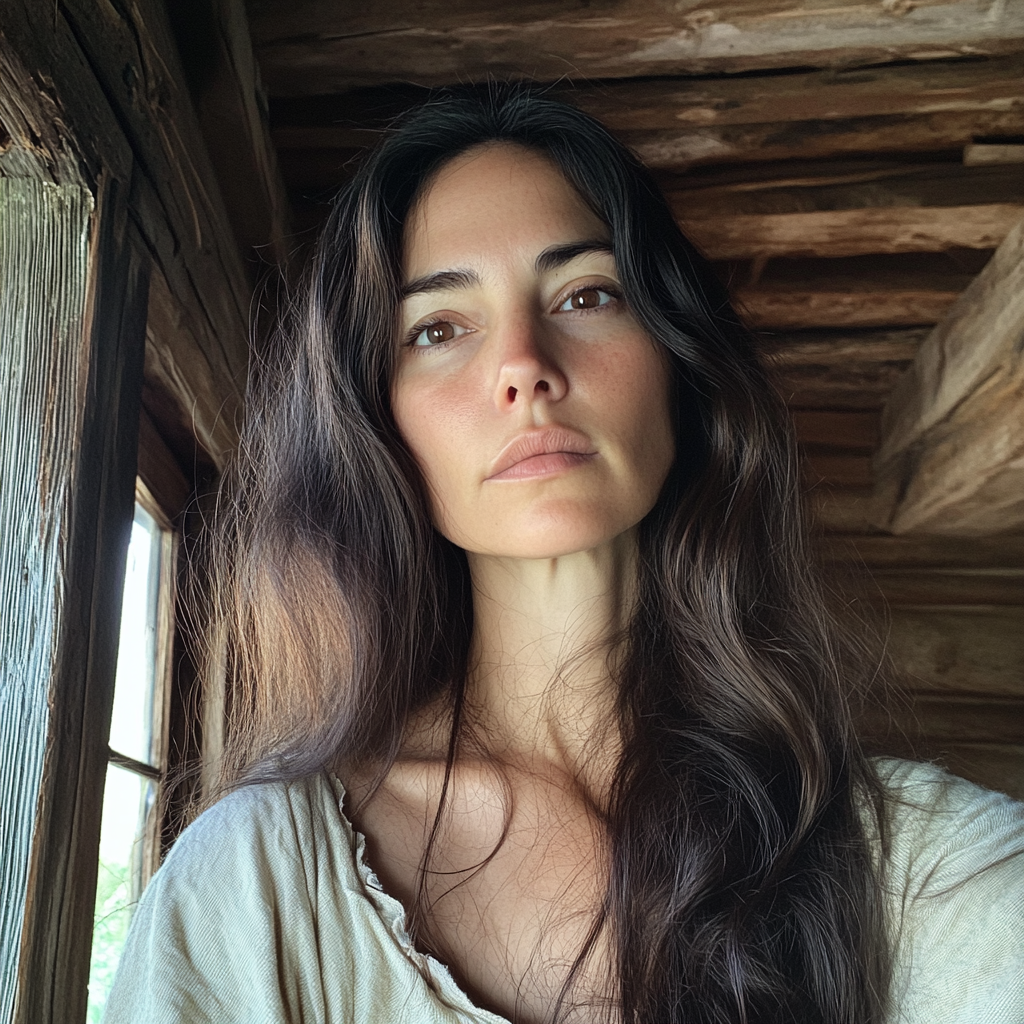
xmin=144 ymin=266 xmax=242 ymax=469
xmin=663 ymin=161 xmax=1024 ymax=217
xmin=10 ymin=174 xmax=151 ymax=1024
xmin=808 ymin=485 xmax=875 ymax=533
xmin=873 ymin=215 xmax=1024 ymax=534
xmin=762 ymin=327 xmax=925 ymax=409
xmin=856 ymin=569 xmax=1024 ymax=607
xmin=739 ymin=288 xmax=961 ymax=330
xmin=248 ymin=0 xmax=1024 ymax=95
xmin=0 ymin=174 xmax=94 ymax=1024
xmin=682 ymin=205 xmax=1024 ymax=260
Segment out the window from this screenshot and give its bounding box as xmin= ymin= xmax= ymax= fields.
xmin=87 ymin=485 xmax=177 ymax=1021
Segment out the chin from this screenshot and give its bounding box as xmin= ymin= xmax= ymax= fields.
xmin=454 ymin=511 xmax=637 ymax=561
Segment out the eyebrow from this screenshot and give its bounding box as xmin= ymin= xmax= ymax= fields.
xmin=400 ymin=239 xmax=615 ymax=299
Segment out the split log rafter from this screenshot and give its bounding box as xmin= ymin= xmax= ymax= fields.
xmin=248 ymin=0 xmax=1024 ymax=95
xmin=873 ymin=215 xmax=1024 ymax=535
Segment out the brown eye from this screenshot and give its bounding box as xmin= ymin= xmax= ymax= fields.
xmin=559 ymin=287 xmax=614 ymax=312
xmin=411 ymin=320 xmax=467 ymax=348
xmin=427 ymin=322 xmax=455 ymax=343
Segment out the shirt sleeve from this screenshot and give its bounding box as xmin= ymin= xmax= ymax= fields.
xmin=879 ymin=760 xmax=1024 ymax=1024
xmin=101 ymin=782 xmax=332 ymax=1024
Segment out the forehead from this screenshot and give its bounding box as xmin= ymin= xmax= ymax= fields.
xmin=402 ymin=144 xmax=609 ymax=276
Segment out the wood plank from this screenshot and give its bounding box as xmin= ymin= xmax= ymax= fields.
xmin=886 ymin=607 xmax=1024 ymax=697
xmin=805 ymin=454 xmax=874 ymax=488
xmin=248 ymin=0 xmax=1024 ymax=95
xmin=793 ymin=410 xmax=880 ymax=450
xmin=0 ymin=172 xmax=94 ymax=1023
xmin=167 ymin=0 xmax=292 ymax=270
xmin=859 ymin=569 xmax=1024 ymax=606
xmin=681 ymin=205 xmax=1024 ymax=260
xmin=732 ymin=250 xmax=988 ymax=330
xmin=859 ymin=697 xmax=1024 ymax=798
xmin=763 ymin=328 xmax=926 ymax=409
xmin=873 ymin=216 xmax=1024 ymax=534
xmin=143 ymin=266 xmax=241 ymax=469
xmin=819 ymin=533 xmax=1024 ymax=570
xmin=624 ymin=109 xmax=1024 ymax=169
xmin=807 ymin=485 xmax=875 ymax=534
xmin=136 ymin=407 xmax=191 ymax=522
xmin=739 ymin=288 xmax=961 ymax=330
xmin=662 ymin=161 xmax=1024 ymax=218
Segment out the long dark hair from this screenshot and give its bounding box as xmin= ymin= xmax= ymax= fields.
xmin=203 ymin=84 xmax=891 ymax=1023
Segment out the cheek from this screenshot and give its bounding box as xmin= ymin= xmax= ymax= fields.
xmin=391 ymin=376 xmax=478 ymax=502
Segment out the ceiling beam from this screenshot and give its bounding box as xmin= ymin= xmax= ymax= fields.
xmin=248 ymin=0 xmax=1024 ymax=95
xmin=872 ymin=215 xmax=1024 ymax=535
xmin=170 ymin=0 xmax=293 ymax=271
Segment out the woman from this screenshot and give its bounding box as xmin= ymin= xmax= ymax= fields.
xmin=105 ymin=86 xmax=1024 ymax=1024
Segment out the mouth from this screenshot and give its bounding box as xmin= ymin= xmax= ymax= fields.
xmin=486 ymin=426 xmax=597 ymax=482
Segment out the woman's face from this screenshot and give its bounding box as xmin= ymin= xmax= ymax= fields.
xmin=391 ymin=143 xmax=675 ymax=559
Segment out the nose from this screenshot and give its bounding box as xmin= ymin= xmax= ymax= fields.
xmin=492 ymin=316 xmax=568 ymax=410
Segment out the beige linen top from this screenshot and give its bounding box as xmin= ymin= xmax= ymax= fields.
xmin=103 ymin=759 xmax=1024 ymax=1023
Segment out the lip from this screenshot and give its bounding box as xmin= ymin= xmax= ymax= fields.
xmin=486 ymin=426 xmax=597 ymax=481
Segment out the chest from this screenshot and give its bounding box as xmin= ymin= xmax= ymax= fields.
xmin=351 ymin=768 xmax=615 ymax=1024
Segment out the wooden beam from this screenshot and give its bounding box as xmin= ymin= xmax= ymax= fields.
xmin=666 ymin=160 xmax=1024 ymax=259
xmin=248 ymin=0 xmax=1024 ymax=95
xmin=818 ymin=532 xmax=1024 ymax=570
xmin=886 ymin=607 xmax=1024 ymax=697
xmin=762 ymin=327 xmax=926 ymax=409
xmin=793 ymin=410 xmax=880 ymax=450
xmin=167 ymin=0 xmax=292 ymax=270
xmin=732 ymin=250 xmax=987 ymax=330
xmin=681 ymin=205 xmax=1024 ymax=260
xmin=873 ymin=215 xmax=1024 ymax=534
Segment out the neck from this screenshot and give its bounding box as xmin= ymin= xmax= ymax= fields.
xmin=462 ymin=529 xmax=637 ymax=780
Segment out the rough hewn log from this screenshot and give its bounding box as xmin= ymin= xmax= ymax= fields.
xmin=762 ymin=328 xmax=926 ymax=409
xmin=873 ymin=215 xmax=1024 ymax=535
xmin=248 ymin=0 xmax=1024 ymax=95
xmin=572 ymin=56 xmax=1024 ymax=133
xmin=739 ymin=289 xmax=960 ymax=330
xmin=665 ymin=161 xmax=1024 ymax=217
xmin=682 ymin=205 xmax=1024 ymax=260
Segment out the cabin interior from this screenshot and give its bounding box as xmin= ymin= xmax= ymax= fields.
xmin=1 ymin=1 xmax=1022 ymax=1020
